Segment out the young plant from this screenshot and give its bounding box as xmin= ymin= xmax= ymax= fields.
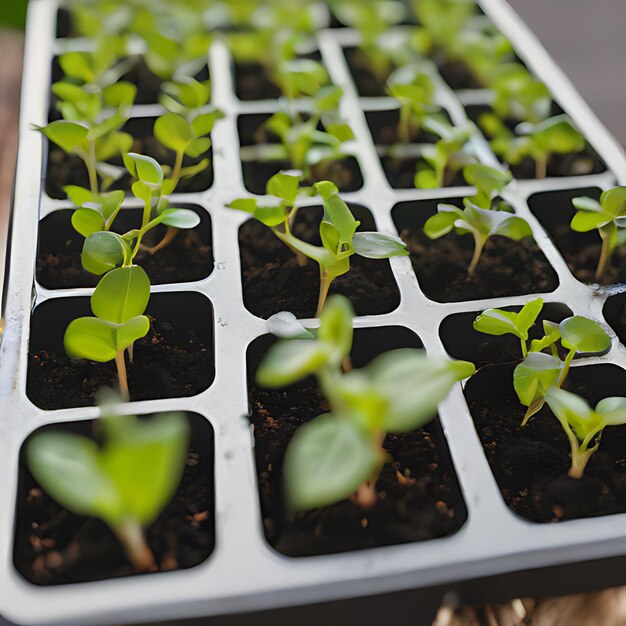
xmin=386 ymin=63 xmax=439 ymax=144
xmin=480 ymin=113 xmax=586 ymax=179
xmin=423 ymin=164 xmax=528 ymax=275
xmin=261 ymin=86 xmax=355 ymax=180
xmin=414 ymin=120 xmax=476 ymax=188
xmin=545 ymin=388 xmax=626 ymax=479
xmin=27 ymin=408 xmax=189 ymax=572
xmin=473 ymin=297 xmax=544 ymax=358
xmin=256 ymin=295 xmax=475 ymax=511
xmin=570 ymin=186 xmax=626 ymax=282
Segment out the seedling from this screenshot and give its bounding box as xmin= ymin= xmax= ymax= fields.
xmin=228 ymin=170 xmax=313 ymax=266
xmin=262 ymin=86 xmax=355 ymax=180
xmin=65 ymin=187 xmax=125 ymax=238
xmin=256 ymin=295 xmax=475 ymax=511
xmin=570 ymin=186 xmax=626 ymax=281
xmin=545 ymin=388 xmax=626 ymax=479
xmin=423 ymin=164 xmax=528 ymax=275
xmin=490 ymin=63 xmax=551 ymax=124
xmin=386 ymin=63 xmax=439 ymax=144
xmin=480 ymin=113 xmax=586 ymax=179
xmin=27 ymin=408 xmax=189 ymax=572
xmin=414 ymin=120 xmax=476 ymax=188
xmin=473 ymin=297 xmax=544 ymax=358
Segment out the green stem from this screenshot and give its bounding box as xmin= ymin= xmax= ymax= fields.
xmin=115 ymin=350 xmax=129 ymax=401
xmin=316 ymin=271 xmax=333 ymax=317
xmin=468 ymin=233 xmax=487 ymax=276
xmin=568 ymin=441 xmax=595 ymax=479
xmin=114 ymin=518 xmax=157 ymax=572
xmin=131 ymin=194 xmax=154 ymax=259
xmin=535 ymin=155 xmax=548 ymax=179
xmin=272 ymin=225 xmax=307 ymax=267
xmin=520 ymin=338 xmax=528 ymax=359
xmin=170 ymin=150 xmax=184 ymax=191
xmin=86 ymin=139 xmax=99 ymax=195
xmin=557 ymin=349 xmax=575 ymax=388
xmin=595 ymin=233 xmax=613 ymax=282
xmin=398 ymin=104 xmax=413 ymax=145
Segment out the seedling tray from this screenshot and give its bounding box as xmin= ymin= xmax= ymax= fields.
xmin=1 ymin=0 xmax=626 ymax=624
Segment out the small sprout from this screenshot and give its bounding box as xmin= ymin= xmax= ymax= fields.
xmin=276 ymin=58 xmax=330 ymax=102
xmin=491 ymin=63 xmax=551 ymax=124
xmin=27 ymin=409 xmax=189 ymax=572
xmin=513 ymin=315 xmax=611 ymax=424
xmin=473 ymin=297 xmax=544 ymax=358
xmin=545 ymin=388 xmax=626 ymax=479
xmin=481 ymin=113 xmax=586 ymax=179
xmin=257 ymin=295 xmax=475 ymax=511
xmin=386 ymin=63 xmax=438 ymax=144
xmin=267 ymin=311 xmax=314 ymax=340
xmin=65 ymin=187 xmax=125 ymax=238
xmin=262 ymin=86 xmax=355 ymax=180
xmin=64 ymin=265 xmax=151 ymax=400
xmin=571 ymin=186 xmax=626 ymax=282
xmin=423 ymin=164 xmax=528 ymax=275
xmin=414 ymin=120 xmax=476 ymax=189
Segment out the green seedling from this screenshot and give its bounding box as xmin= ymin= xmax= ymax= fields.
xmin=256 ymin=295 xmax=475 ymax=511
xmin=481 ymin=113 xmax=586 ymax=179
xmin=27 ymin=408 xmax=189 ymax=572
xmin=473 ymin=297 xmax=544 ymax=358
xmin=414 ymin=120 xmax=476 ymax=188
xmin=423 ymin=164 xmax=527 ymax=275
xmin=64 ymin=265 xmax=151 ymax=399
xmin=545 ymin=388 xmax=626 ymax=479
xmin=65 ymin=187 xmax=126 ymax=238
xmin=262 ymin=85 xmax=355 ymax=180
xmin=386 ymin=63 xmax=439 ymax=144
xmin=570 ymin=186 xmax=626 ymax=282
xmin=490 ymin=63 xmax=551 ymax=124
xmin=228 ymin=170 xmax=313 ymax=267
xmin=513 ymin=314 xmax=610 ymax=424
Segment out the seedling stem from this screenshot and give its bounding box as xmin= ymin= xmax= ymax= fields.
xmin=115 ymin=518 xmax=157 ymax=573
xmin=115 ymin=350 xmax=129 ymax=401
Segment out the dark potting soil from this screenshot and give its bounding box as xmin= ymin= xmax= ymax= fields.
xmin=241 ymin=157 xmax=363 ymax=195
xmin=239 ymin=204 xmax=401 ymax=318
xmin=36 ymin=207 xmax=214 ymax=289
xmin=465 ymin=105 xmax=608 ymax=180
xmin=45 ymin=117 xmax=213 ymax=199
xmin=27 ymin=294 xmax=215 ymax=410
xmin=343 ymin=47 xmax=392 ymax=97
xmin=465 ymin=363 xmax=626 ymax=523
xmin=436 ymin=57 xmax=484 ymax=91
xmin=238 ymin=112 xmax=320 ymax=147
xmin=392 ymin=198 xmax=559 ymax=302
xmin=55 ymin=8 xmax=71 ymax=38
xmin=528 ymin=187 xmax=626 ymax=286
xmin=247 ymin=328 xmax=467 ymax=557
xmin=365 ymin=109 xmax=450 ymax=146
xmin=14 ymin=414 xmax=215 ymax=585
xmin=439 ymin=302 xmax=573 ymax=370
xmin=381 ymin=155 xmax=466 ymax=190
xmin=233 ymin=52 xmax=323 ymax=101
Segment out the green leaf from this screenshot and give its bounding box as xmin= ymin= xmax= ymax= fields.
xmin=473 ymin=308 xmax=521 ymax=338
xmin=545 ymin=387 xmax=602 ymax=442
xmin=116 ymin=316 xmax=150 ymax=351
xmin=560 ymin=316 xmax=611 ymax=354
xmin=59 ymin=52 xmax=94 ymax=83
xmin=572 ymin=196 xmax=602 ymax=212
xmin=464 ymin=163 xmax=512 ymax=208
xmin=81 ymin=231 xmax=129 ymax=275
xmin=366 ymin=350 xmax=475 ymax=433
xmin=491 ymin=215 xmax=533 ymax=240
xmin=256 ymin=340 xmax=329 ymax=388
xmin=283 ymin=414 xmax=380 ymax=511
xmin=267 ymin=312 xmax=314 ymax=340
xmin=315 ymin=182 xmax=359 ymax=243
xmin=39 ymin=120 xmax=89 ymax=155
xmin=100 ymin=412 xmax=189 ymax=525
xmin=601 ymin=187 xmax=626 ymax=216
xmin=595 ymin=397 xmax=626 ymax=426
xmin=267 ymin=171 xmax=301 ymax=205
xmin=154 ymin=113 xmax=192 ymax=154
xmin=72 ymin=208 xmax=105 ymax=238
xmin=318 ymin=295 xmax=354 ymax=366
xmin=513 ymin=352 xmax=562 ymax=407
xmin=123 ymin=153 xmax=163 ymax=188
xmin=159 ymin=208 xmax=201 ymax=229
xmin=571 ymin=211 xmax=611 ymax=232
xmin=65 ymin=185 xmax=96 ymax=206
xmin=64 ymin=317 xmax=117 ymax=362
xmin=352 ymin=232 xmax=408 ymax=258
xmin=91 ymin=266 xmax=151 ymax=324
xmin=423 ymin=208 xmax=460 ymax=239
xmin=27 ymin=433 xmax=123 ymax=522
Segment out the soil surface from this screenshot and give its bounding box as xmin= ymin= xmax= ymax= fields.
xmin=247 ymin=330 xmax=466 ymax=556
xmin=382 ymin=155 xmax=466 ymax=190
xmin=45 ymin=117 xmax=213 ymax=199
xmin=241 ymin=157 xmax=363 ymax=195
xmin=239 ymin=205 xmax=401 ymax=318
xmin=603 ymin=293 xmax=626 ymax=348
xmin=528 ymin=187 xmax=626 ymax=286
xmin=343 ymin=47 xmax=392 ymax=97
xmin=14 ymin=415 xmax=214 ymax=585
xmin=365 ymin=109 xmax=448 ymax=146
xmin=466 ymin=363 xmax=626 ymax=523
xmin=27 ymin=301 xmax=214 ymax=410
xmin=436 ymin=57 xmax=484 ymax=91
xmin=395 ymin=199 xmax=558 ymax=302
xmin=36 ymin=208 xmax=213 ymax=289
